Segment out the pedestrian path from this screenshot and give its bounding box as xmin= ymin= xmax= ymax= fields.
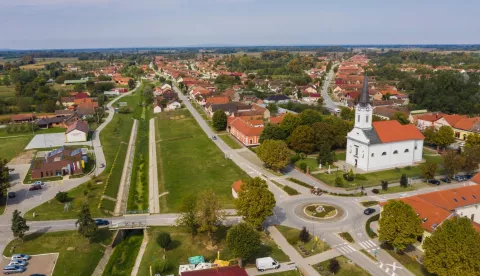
xmin=358 ymin=240 xmax=380 ymax=253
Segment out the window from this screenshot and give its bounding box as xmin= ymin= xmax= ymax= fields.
xmin=414 ymin=146 xmax=418 ymax=150
xmin=355 ymin=146 xmax=359 ymax=156
xmin=472 ymin=214 xmax=475 ymax=221
xmin=357 ymin=115 xmax=360 ymax=122
xmin=366 ymin=115 xmax=369 ymax=123
xmin=382 ymin=152 xmax=387 ymax=156
xmin=404 ymin=149 xmax=409 ymax=153
xmin=454 ymin=198 xmax=458 ymax=202
xmin=473 ymin=195 xmax=477 ymax=199
xmin=371 ymin=153 xmax=374 ymax=157
xmin=393 ymin=150 xmax=398 ymax=154
xmin=462 ymin=196 xmax=466 ymax=201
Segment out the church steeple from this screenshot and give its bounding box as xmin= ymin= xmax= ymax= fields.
xmin=354 ymin=73 xmax=372 ymax=129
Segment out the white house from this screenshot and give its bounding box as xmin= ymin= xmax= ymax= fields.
xmin=166 ymin=100 xmax=181 ymax=111
xmin=65 ymin=120 xmax=89 ymax=142
xmin=153 ymin=101 xmax=162 ymax=113
xmin=346 ymin=76 xmax=425 ymax=172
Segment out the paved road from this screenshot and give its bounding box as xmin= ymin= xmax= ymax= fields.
xmin=320 ymin=64 xmax=339 ymax=111
xmin=148 ymin=118 xmax=160 ymax=213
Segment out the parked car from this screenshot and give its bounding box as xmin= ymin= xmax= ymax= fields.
xmin=452 ymin=175 xmax=464 ymax=182
xmin=30 ymin=274 xmax=46 ymax=276
xmin=3 ymin=265 xmax=26 ymax=274
xmin=428 ymin=179 xmax=441 ymax=185
xmin=8 ymin=192 xmax=16 ymax=198
xmin=11 ymin=254 xmax=31 ymax=261
xmin=256 ymin=257 xmax=280 ymax=272
xmin=95 ymin=219 xmax=110 ymax=226
xmin=464 ymin=174 xmax=473 ymax=180
xmin=33 ymin=181 xmax=44 ymax=186
xmin=364 ymin=208 xmax=376 ymax=215
xmin=212 ymin=135 xmax=217 ymax=140
xmin=28 ymin=185 xmax=42 ymax=191
xmin=8 ymin=260 xmax=27 ymax=267
xmin=440 ymin=177 xmax=451 ymax=183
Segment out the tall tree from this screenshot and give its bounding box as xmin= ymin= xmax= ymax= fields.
xmin=423 ymin=217 xmax=480 ymax=276
xmin=0 ymin=159 xmax=12 ymax=197
xmin=378 ymin=200 xmax=423 ymax=252
xmin=340 ymin=107 xmax=355 ymax=121
xmin=443 ymin=150 xmax=465 ymax=177
xmin=256 ymin=140 xmax=290 ymax=171
xmin=259 ymin=124 xmax=286 ymax=143
xmin=392 ymin=112 xmax=410 ymax=125
xmin=465 ymin=133 xmax=480 ymax=147
xmin=299 ymin=226 xmax=310 ymax=243
xmin=176 ymin=194 xmax=198 ymax=236
xmin=195 ymin=190 xmax=224 ymax=246
xmin=75 ymin=204 xmax=98 ymax=243
xmin=11 ymin=210 xmax=29 ymax=242
xmin=400 ymin=173 xmax=408 ymax=188
xmin=288 ymin=125 xmax=315 ymax=153
xmin=423 ymin=127 xmax=436 ymax=145
xmin=419 ymin=159 xmax=438 ymax=179
xmin=157 ymin=232 xmax=172 ymax=255
xmin=279 ymin=113 xmax=301 ymax=136
xmin=434 ymin=126 xmax=455 ymax=149
xmin=212 ymin=110 xmax=228 ymax=131
xmin=128 ymin=79 xmax=135 ymax=90
xmin=226 ymin=223 xmax=261 ymax=267
xmin=235 ymin=177 xmax=276 ymax=229
xmin=462 ymin=145 xmax=480 ymax=172
xmin=299 ymin=109 xmax=323 ymax=125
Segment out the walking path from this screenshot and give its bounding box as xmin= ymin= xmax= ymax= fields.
xmin=148 ymin=118 xmax=160 ymax=214
xmin=114 ymin=119 xmax=138 ymax=215
xmin=131 ymin=230 xmax=149 ymax=276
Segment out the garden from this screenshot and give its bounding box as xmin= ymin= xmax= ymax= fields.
xmin=304 ymin=204 xmax=337 ymax=219
xmin=313 ymin=256 xmax=371 ymax=276
xmin=276 ymin=225 xmax=331 ymax=257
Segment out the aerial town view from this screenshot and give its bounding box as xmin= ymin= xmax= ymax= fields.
xmin=1 ymin=1 xmax=480 ymax=276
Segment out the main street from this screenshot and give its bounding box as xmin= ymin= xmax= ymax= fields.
xmin=320 ymin=63 xmax=341 ymax=111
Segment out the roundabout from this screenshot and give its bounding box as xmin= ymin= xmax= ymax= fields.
xmin=293 ymin=200 xmax=346 ymax=222
xmin=304 ymin=204 xmax=338 ymax=219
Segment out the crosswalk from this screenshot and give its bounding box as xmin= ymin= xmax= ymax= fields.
xmin=358 ymin=240 xmax=380 ymax=252
xmin=333 ymin=243 xmax=357 ymax=255
xmin=333 ymin=239 xmax=380 ymax=255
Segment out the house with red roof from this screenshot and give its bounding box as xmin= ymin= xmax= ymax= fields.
xmin=227 ymin=117 xmax=264 ymax=146
xmin=65 ymin=120 xmax=89 ymax=142
xmin=346 ymin=75 xmax=424 ymax=172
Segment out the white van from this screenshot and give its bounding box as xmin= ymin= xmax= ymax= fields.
xmin=334 ymin=108 xmax=341 ymax=113
xmin=256 ymin=257 xmax=280 ymax=272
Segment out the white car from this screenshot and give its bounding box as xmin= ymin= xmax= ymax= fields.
xmin=33 ymin=181 xmax=45 ymax=186
xmin=256 ymin=257 xmax=280 ymax=272
xmin=8 ymin=260 xmax=27 ymax=267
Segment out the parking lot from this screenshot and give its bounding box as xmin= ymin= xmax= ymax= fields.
xmin=1 ymin=254 xmax=57 ymax=275
xmin=25 ymin=133 xmax=90 ymax=150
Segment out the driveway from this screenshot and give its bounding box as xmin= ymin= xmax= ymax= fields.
xmin=25 ymin=133 xmax=90 ymax=150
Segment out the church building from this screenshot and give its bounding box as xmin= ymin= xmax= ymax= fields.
xmin=345 ymin=75 xmax=424 ymax=172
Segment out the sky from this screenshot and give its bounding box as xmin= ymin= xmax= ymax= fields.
xmin=1 ymin=0 xmax=479 ymax=50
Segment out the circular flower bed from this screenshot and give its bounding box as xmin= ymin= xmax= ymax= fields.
xmin=304 ymin=204 xmax=337 ymax=218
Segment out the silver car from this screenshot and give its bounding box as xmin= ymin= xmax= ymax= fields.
xmin=11 ymin=254 xmax=31 ymax=261
xmin=8 ymin=260 xmax=27 ymax=266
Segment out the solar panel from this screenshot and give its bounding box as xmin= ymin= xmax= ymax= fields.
xmin=70 ymin=148 xmax=82 ymax=156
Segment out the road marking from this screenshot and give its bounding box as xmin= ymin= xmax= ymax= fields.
xmin=365 ymin=240 xmax=377 ymax=247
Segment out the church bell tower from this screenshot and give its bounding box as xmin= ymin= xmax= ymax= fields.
xmin=354 ymin=74 xmax=373 ymax=129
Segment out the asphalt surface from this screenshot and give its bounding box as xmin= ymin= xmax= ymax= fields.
xmin=320 ymin=64 xmax=339 ymax=111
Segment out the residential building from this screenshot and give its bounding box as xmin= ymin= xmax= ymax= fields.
xmin=227 ymin=116 xmax=264 ymax=146
xmin=346 ymin=75 xmax=424 ymax=172
xmin=11 ymin=113 xmax=35 ymax=123
xmin=65 ymin=120 xmax=89 ymax=142
xmin=263 ymin=94 xmax=290 ymax=104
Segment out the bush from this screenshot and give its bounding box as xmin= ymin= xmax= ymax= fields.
xmin=118 ymin=106 xmax=132 ymax=113
xmin=299 ymin=226 xmax=310 ymax=243
xmin=366 ymin=214 xmax=380 ymax=238
xmin=283 ymin=185 xmax=299 ymax=195
xmin=152 ymin=259 xmax=173 ymax=274
xmin=400 ymin=173 xmax=408 ymax=188
xmin=335 ymin=176 xmax=343 ymax=187
xmin=290 ymin=154 xmax=301 ymax=163
xmin=329 ymin=259 xmax=340 ymax=274
xmin=157 ymin=232 xmax=172 ymax=251
xmin=381 ymin=180 xmax=388 ymax=191
xmin=287 ymin=235 xmax=300 ymax=245
xmin=287 ymin=178 xmax=314 ymax=189
xmin=372 ymin=189 xmax=379 ymax=194
xmin=405 ymin=166 xmax=411 ymax=170
xmin=55 ymin=191 xmax=70 ymax=203
xmin=394 ymin=167 xmax=400 ymax=172
xmin=299 ymin=162 xmax=307 ymax=172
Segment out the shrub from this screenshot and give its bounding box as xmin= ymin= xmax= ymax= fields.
xmin=394 ymin=167 xmax=400 ymax=172
xmin=381 ymin=180 xmax=388 ymax=191
xmin=287 ymin=178 xmax=314 ymax=189
xmin=287 ymin=235 xmax=300 ymax=245
xmin=283 ymin=185 xmax=299 ymax=195
xmin=329 ymin=259 xmax=340 ymax=274
xmin=299 ymin=162 xmax=307 ymax=172
xmin=118 ymin=106 xmax=132 ymax=113
xmin=405 ymin=166 xmax=411 ymax=170
xmin=335 ymin=176 xmax=344 ymax=187
xmin=400 ymin=173 xmax=408 ymax=188
xmin=55 ymin=191 xmax=70 ymax=203
xmin=372 ymin=189 xmax=379 ymax=194
xmin=366 ymin=214 xmax=380 ymax=238
xmin=299 ymin=226 xmax=310 ymax=243
xmin=152 ymin=259 xmax=173 ymax=274
xmin=157 ymin=232 xmax=172 ymax=252
xmin=290 ymin=154 xmax=301 ymax=163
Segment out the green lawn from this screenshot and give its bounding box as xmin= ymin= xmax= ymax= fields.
xmin=0 ymin=85 xmax=15 ymax=98
xmin=138 ymin=226 xmax=289 ymax=276
xmin=276 ymin=225 xmax=330 ymax=257
xmin=335 ymin=151 xmax=346 ymax=161
xmin=218 ymin=134 xmax=243 ymax=149
xmin=103 ymin=232 xmax=143 ymax=276
xmin=381 ymin=244 xmax=433 ymax=276
xmin=313 ymin=256 xmax=371 ymax=276
xmin=314 ymin=166 xmax=429 ymax=190
xmin=155 ymin=109 xmax=249 ymax=212
xmin=295 ymin=158 xmax=319 ymax=171
xmin=266 ymin=271 xmax=302 ymax=276
xmin=4 ymin=229 xmax=113 ymax=276
xmin=0 ymin=135 xmax=32 ymax=161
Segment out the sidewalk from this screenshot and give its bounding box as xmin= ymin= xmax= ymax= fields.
xmin=148 ymin=118 xmax=160 ymax=213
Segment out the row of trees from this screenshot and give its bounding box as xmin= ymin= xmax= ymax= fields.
xmin=379 ymin=200 xmax=480 ymax=276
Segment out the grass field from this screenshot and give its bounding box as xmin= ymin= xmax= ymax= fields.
xmin=155 ymin=109 xmax=249 ymax=212
xmin=295 ymin=158 xmax=319 ymax=171
xmin=4 ymin=229 xmax=113 ymax=276
xmin=138 ymin=226 xmax=289 ymax=276
xmin=218 ymin=134 xmax=243 ymax=149
xmin=276 ymin=225 xmax=330 ymax=257
xmin=313 ymin=256 xmax=371 ymax=276
xmin=0 ymin=85 xmax=15 ymax=98
xmin=0 ymin=135 xmax=32 ymax=161
xmin=266 ymin=271 xmax=302 ymax=276
xmin=102 ymin=232 xmax=143 ymax=276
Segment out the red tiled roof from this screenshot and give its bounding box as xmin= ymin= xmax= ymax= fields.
xmin=399 ymin=197 xmax=452 ymax=232
xmin=232 ymin=180 xmax=243 ymax=193
xmin=229 ymin=118 xmax=264 ymax=137
xmin=417 ymin=185 xmax=480 ymax=211
xmin=181 ymin=266 xmax=247 ymax=276
xmin=453 ymin=117 xmax=480 ymax=131
xmin=206 ymin=96 xmax=229 ymax=105
xmin=373 ymin=121 xmax=424 ymax=143
xmin=441 ymin=114 xmax=466 ymax=126
xmin=417 ymin=113 xmax=444 ymax=122
xmin=66 ymin=120 xmax=89 ymax=134
xmin=269 ymin=113 xmax=285 ymax=124
xmin=472 ymin=172 xmax=480 ymax=185
xmin=11 ymin=113 xmax=34 ymax=121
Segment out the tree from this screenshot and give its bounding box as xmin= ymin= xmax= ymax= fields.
xmin=335 ymin=176 xmax=343 ymax=187
xmin=420 ymin=159 xmax=438 ymax=179
xmin=299 ymin=226 xmax=310 ymax=243
xmin=73 ymin=83 xmax=85 ymax=92
xmin=195 ymin=190 xmax=224 ymax=246
xmin=288 ymin=125 xmax=315 ymax=153
xmin=128 ymin=79 xmax=135 ymax=90
xmin=267 ymin=103 xmax=278 ymax=115
xmin=0 ymin=159 xmax=12 ymax=197
xmin=279 ymin=113 xmax=301 ymax=136
xmin=256 ymin=140 xmax=290 ymax=171
xmin=378 ymin=200 xmax=423 ymax=252
xmin=316 ymin=141 xmax=336 ymax=165
xmin=443 ymin=150 xmax=465 ymax=177
xmin=212 ymin=110 xmax=227 ymax=131
xmin=226 ymin=223 xmax=261 ymax=267
xmin=340 ymin=107 xmax=355 ymax=121
xmin=329 ymin=259 xmax=341 ymax=274
xmin=381 ymin=180 xmax=389 ymax=191
xmin=55 ymin=191 xmax=69 ymax=203
xmin=11 ymin=210 xmax=29 ymax=242
xmin=462 ymin=145 xmax=480 ymax=172
xmin=392 ymin=112 xmax=410 ymax=125
xmin=465 ymin=133 xmax=480 ymax=147
xmin=434 ymin=126 xmax=455 ymax=149
xmin=176 ymin=194 xmax=198 ymax=236
xmin=423 ymin=127 xmax=436 ymax=145
xmin=400 ymin=173 xmax=408 ymax=188
xmin=299 ymin=109 xmax=322 ymax=125
xmin=235 ymin=177 xmax=276 ymax=229
xmin=259 ymin=124 xmax=286 ymax=143
xmin=75 ymin=204 xmax=98 ymax=243
xmin=423 ymin=217 xmax=480 ymax=276
xmin=157 ymin=232 xmax=172 ymax=254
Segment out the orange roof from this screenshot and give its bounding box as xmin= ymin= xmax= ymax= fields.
xmin=229 ymin=117 xmax=264 ymax=137
xmin=206 ymin=96 xmax=229 ymax=105
xmin=417 ymin=113 xmax=444 ymax=122
xmin=453 ymin=117 xmax=480 ymax=131
xmin=373 ymin=121 xmax=424 ymax=143
xmin=441 ymin=114 xmax=466 ymax=126
xmin=232 ymin=180 xmax=243 ymax=193
xmin=269 ymin=113 xmax=286 ymax=124
xmin=399 ymin=197 xmax=452 ymax=232
xmin=472 ymin=172 xmax=480 ymax=185
xmin=417 ymin=185 xmax=480 ymax=211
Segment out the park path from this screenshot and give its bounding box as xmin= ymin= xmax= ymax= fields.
xmin=131 ymin=230 xmax=149 ymax=276
xmin=148 ymin=118 xmax=160 ymax=214
xmin=114 ymin=119 xmax=138 ymax=215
